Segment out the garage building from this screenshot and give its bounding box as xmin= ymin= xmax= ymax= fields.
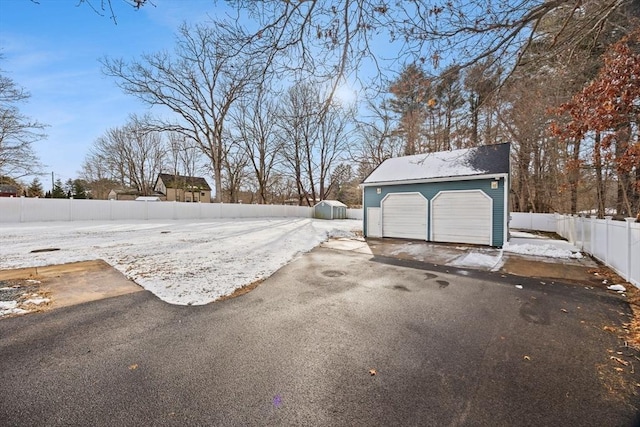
xmin=361 ymin=143 xmax=510 ymax=247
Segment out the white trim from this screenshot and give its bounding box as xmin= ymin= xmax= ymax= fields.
xmin=430 ymin=189 xmax=493 ymax=245
xmin=381 ymin=192 xmax=428 ymax=240
xmin=362 ymin=173 xmax=508 ymax=187
xmin=503 ymin=175 xmax=509 ymax=246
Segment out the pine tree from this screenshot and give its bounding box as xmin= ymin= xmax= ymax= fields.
xmin=27 ymin=178 xmax=44 ymax=197
xmin=72 ymin=179 xmax=88 ymax=199
xmin=388 ymin=63 xmax=432 ymax=156
xmin=51 ymin=178 xmax=66 ymax=198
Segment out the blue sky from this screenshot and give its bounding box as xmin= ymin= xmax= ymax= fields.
xmin=0 ymin=0 xmax=230 ymax=189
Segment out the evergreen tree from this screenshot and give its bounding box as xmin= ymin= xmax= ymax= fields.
xmin=72 ymin=179 xmax=88 ymax=199
xmin=27 ymin=177 xmax=44 ymax=197
xmin=51 ymin=178 xmax=66 ymax=198
xmin=388 ymin=63 xmax=432 ymax=155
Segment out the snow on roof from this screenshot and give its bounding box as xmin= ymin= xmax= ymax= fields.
xmin=363 ymin=143 xmax=510 ymax=185
xmin=316 ymin=200 xmax=347 ymax=207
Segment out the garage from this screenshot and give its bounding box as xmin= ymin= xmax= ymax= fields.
xmin=431 ymin=190 xmax=492 ymax=245
xmin=381 ymin=193 xmax=427 ymax=239
xmin=361 ymin=143 xmax=510 ymax=247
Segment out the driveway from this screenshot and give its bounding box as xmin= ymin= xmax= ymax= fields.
xmin=1 ymin=246 xmax=638 ymax=426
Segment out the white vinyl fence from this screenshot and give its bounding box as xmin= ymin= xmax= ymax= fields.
xmin=347 ymin=208 xmax=363 ymax=220
xmin=0 ymin=197 xmax=364 ymax=223
xmin=512 ymin=212 xmax=639 ymax=288
xmin=0 ymin=197 xmax=315 ymax=222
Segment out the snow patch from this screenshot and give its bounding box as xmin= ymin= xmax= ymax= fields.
xmin=448 ymin=252 xmax=503 ymax=270
xmin=607 ymin=284 xmax=626 ymax=292
xmin=0 ymin=300 xmax=29 ymax=316
xmin=23 ymin=297 xmax=50 ymax=305
xmin=503 ymin=242 xmax=583 ymax=259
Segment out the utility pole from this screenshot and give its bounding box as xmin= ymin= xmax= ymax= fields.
xmin=51 ymin=172 xmax=54 ymax=193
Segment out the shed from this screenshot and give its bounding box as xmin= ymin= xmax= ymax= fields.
xmin=314 ymin=200 xmax=348 ymax=220
xmin=361 ymin=143 xmax=510 ymax=247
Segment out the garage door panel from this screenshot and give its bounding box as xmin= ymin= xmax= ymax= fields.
xmin=432 ymin=191 xmax=492 ymax=245
xmin=382 ymin=193 xmax=427 ymax=240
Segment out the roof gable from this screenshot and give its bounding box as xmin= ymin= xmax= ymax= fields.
xmin=363 ymin=143 xmax=510 ymax=185
xmin=157 ymin=173 xmax=211 ymax=191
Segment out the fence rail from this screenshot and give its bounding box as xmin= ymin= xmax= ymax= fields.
xmin=0 ymin=198 xmax=317 ymax=222
xmin=512 ymin=212 xmax=639 ymax=288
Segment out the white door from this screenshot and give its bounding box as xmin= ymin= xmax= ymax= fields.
xmin=381 ymin=193 xmax=427 ymax=240
xmin=367 ymin=207 xmax=381 ymax=237
xmin=431 ymin=190 xmax=492 ymax=245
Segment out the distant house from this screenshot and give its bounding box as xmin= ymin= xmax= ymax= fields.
xmin=154 ymin=173 xmax=212 ymax=203
xmin=108 ymin=188 xmax=140 ymax=201
xmin=0 ymin=184 xmax=19 ymax=198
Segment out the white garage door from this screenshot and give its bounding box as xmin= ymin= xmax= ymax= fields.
xmin=432 ymin=190 xmax=492 ymax=245
xmin=382 ymin=193 xmax=427 ymax=240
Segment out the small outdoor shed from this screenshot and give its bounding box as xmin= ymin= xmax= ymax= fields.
xmin=361 ymin=143 xmax=510 ymax=247
xmin=314 ymin=200 xmax=348 ymax=220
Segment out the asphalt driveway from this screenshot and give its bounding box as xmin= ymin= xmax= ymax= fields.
xmin=1 ymin=246 xmax=638 ymax=426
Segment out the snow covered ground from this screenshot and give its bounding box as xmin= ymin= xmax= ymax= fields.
xmin=0 ymin=218 xmax=361 ymax=306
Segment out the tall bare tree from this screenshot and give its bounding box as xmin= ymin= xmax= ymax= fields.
xmin=277 ymin=82 xmax=353 ymax=205
xmin=101 ymin=22 xmax=256 ymax=202
xmin=83 ymin=115 xmax=165 ymax=195
xmin=231 ymin=87 xmax=282 ymax=204
xmin=0 ymin=63 xmax=45 ymax=179
xmin=352 ymin=100 xmax=403 ymax=179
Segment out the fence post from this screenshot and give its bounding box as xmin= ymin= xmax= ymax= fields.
xmin=626 ymin=218 xmax=635 ymax=284
xmin=590 ymin=216 xmax=596 ymax=255
xmin=604 ymin=216 xmax=612 ymax=265
xmin=579 ymin=214 xmax=585 ymax=250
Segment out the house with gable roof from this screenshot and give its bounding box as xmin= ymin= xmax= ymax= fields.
xmin=153 ymin=173 xmax=212 ymax=203
xmin=361 ymin=143 xmax=510 ymax=247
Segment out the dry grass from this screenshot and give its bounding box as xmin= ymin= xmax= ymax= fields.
xmin=215 ymin=278 xmax=265 ymax=302
xmin=626 ymin=285 xmax=640 ymax=350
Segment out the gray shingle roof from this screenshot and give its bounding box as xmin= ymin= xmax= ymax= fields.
xmin=363 ymin=143 xmax=510 ymax=185
xmin=157 ymin=173 xmax=211 ymax=191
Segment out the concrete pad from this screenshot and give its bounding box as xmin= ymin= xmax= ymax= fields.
xmin=334 ymin=237 xmax=601 ymax=286
xmin=366 ymin=237 xmax=467 ymax=265
xmin=321 ymin=237 xmax=372 ymax=254
xmin=0 ymin=260 xmax=142 ymax=310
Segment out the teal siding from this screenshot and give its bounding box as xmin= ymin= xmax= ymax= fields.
xmin=363 ymin=178 xmax=506 ymax=246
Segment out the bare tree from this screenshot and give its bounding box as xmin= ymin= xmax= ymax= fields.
xmin=83 ymin=114 xmax=165 ymax=195
xmin=231 ymin=87 xmax=282 ymax=204
xmin=101 ymin=22 xmax=256 ymax=202
xmin=277 ymin=82 xmax=353 ymax=205
xmin=0 ymin=63 xmax=45 ymax=179
xmin=230 ymin=0 xmax=636 ymax=92
xmin=220 ymin=139 xmax=250 ymax=203
xmin=352 ymin=99 xmax=404 ymax=179
xmin=166 ymin=131 xmax=203 ymax=178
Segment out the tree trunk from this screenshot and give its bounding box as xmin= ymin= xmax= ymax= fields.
xmin=569 ymin=138 xmax=581 ymax=214
xmin=594 ymin=132 xmax=605 ymax=218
